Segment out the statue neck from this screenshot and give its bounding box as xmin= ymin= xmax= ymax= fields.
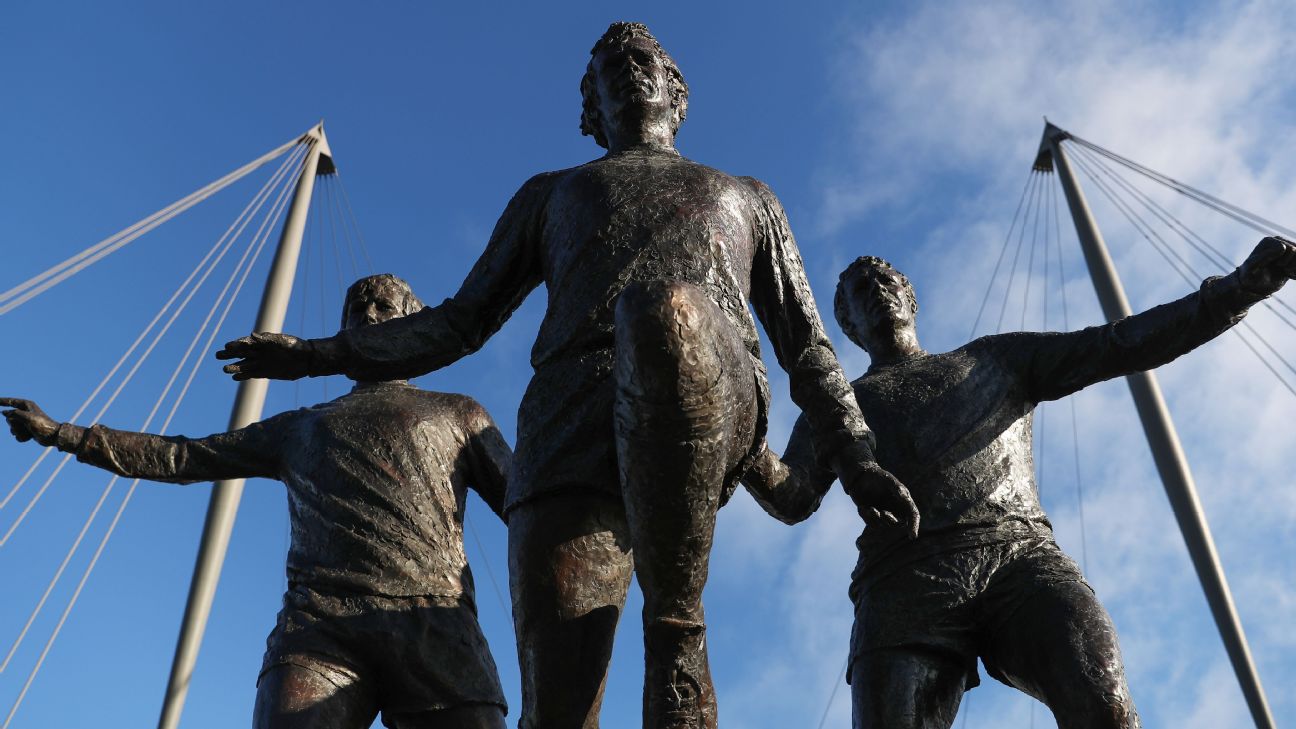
xmin=865 ymin=327 xmax=924 ymax=368
xmin=603 ymin=116 xmax=676 ymax=155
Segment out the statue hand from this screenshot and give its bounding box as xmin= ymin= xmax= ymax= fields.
xmin=0 ymin=398 xmax=60 ymax=446
xmin=834 ymin=443 xmax=919 ymax=538
xmin=1238 ymin=236 xmax=1296 ymax=294
xmin=215 ymin=332 xmax=314 ymax=381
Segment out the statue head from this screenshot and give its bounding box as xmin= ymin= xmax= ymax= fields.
xmin=580 ymin=22 xmax=689 ymax=149
xmin=341 ymin=274 xmax=423 ymax=332
xmin=835 ymin=256 xmax=919 ymax=354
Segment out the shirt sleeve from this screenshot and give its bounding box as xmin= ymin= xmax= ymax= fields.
xmin=459 ymin=400 xmax=511 ymax=521
xmin=1010 ymin=272 xmax=1269 ymax=403
xmin=741 ymin=412 xmax=837 ymax=524
xmin=745 ymin=178 xmax=874 ymax=462
xmin=328 ymin=174 xmax=550 ymax=382
xmin=67 ymin=413 xmax=287 ymax=484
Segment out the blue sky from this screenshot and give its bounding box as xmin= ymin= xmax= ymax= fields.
xmin=2 ymin=1 xmax=1295 ymax=727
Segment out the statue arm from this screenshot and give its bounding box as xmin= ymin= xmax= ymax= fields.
xmin=55 ymin=417 xmax=282 ymax=484
xmin=1021 ymin=236 xmax=1296 ymax=403
xmin=461 ymin=401 xmax=511 ymax=522
xmin=219 ymin=174 xmax=550 ymax=382
xmin=745 ymin=180 xmax=918 ymax=535
xmin=745 ymin=180 xmax=873 ymax=462
xmin=740 ymin=413 xmax=836 ymax=524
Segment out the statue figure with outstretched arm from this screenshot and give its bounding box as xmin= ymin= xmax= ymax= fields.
xmin=213 ymin=22 xmax=915 ymax=729
xmin=741 ymin=236 xmax=1296 ymax=729
xmin=3 ymin=274 xmax=512 ymax=729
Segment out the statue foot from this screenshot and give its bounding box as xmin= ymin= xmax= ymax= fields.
xmin=643 ymin=618 xmax=717 ymax=729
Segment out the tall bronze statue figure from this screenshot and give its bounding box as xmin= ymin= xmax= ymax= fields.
xmin=214 ymin=22 xmax=915 ymax=729
xmin=3 ymin=274 xmax=511 ymax=729
xmin=742 ymin=236 xmax=1296 ymax=729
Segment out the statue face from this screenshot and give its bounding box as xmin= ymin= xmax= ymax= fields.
xmin=591 ymin=36 xmax=675 ymax=137
xmin=844 ymin=266 xmax=917 ymax=347
xmin=343 ymin=280 xmax=407 ymax=331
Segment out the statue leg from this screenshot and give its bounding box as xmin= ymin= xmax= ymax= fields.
xmin=848 ymin=648 xmax=968 ymax=729
xmin=509 ymin=492 xmax=634 ymax=729
xmin=983 ymin=580 xmax=1141 ymax=729
xmin=253 ymin=657 xmax=378 ymax=729
xmin=613 ymin=280 xmax=759 ymax=729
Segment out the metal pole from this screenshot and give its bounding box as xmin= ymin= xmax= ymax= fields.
xmin=1038 ymin=122 xmax=1275 ymax=729
xmin=157 ymin=124 xmax=333 ymax=729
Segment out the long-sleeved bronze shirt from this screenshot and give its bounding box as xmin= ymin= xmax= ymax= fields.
xmin=61 ymin=382 xmax=509 ymax=599
xmin=320 ymin=148 xmax=869 ymax=511
xmin=743 ymin=272 xmax=1268 ymax=597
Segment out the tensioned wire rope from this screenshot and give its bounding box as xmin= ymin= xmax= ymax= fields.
xmin=1063 ymin=142 xmax=1296 ymax=399
xmin=0 ymin=140 xmax=312 ymax=728
xmin=0 ymin=141 xmax=312 ymax=538
xmin=0 ymin=134 xmax=306 ymax=316
xmin=0 ymin=143 xmax=312 ymax=672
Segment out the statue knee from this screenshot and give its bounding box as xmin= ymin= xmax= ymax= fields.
xmin=1047 ymin=674 xmax=1138 ymax=729
xmin=614 ymin=281 xmax=722 ymax=398
xmin=615 ymin=280 xmax=710 ymax=346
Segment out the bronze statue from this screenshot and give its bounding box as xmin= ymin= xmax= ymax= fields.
xmin=214 ymin=22 xmax=915 ymax=729
xmin=741 ymin=236 xmax=1296 ymax=729
xmin=2 ymin=274 xmax=511 ymax=729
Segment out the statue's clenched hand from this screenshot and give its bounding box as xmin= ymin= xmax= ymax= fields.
xmin=0 ymin=398 xmax=60 ymax=446
xmin=216 ymin=332 xmax=315 ymax=381
xmin=833 ymin=440 xmax=919 ymax=539
xmin=1238 ymin=236 xmax=1296 ymax=294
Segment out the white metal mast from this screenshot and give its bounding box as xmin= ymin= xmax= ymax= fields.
xmin=157 ymin=123 xmax=334 ymax=729
xmin=1036 ymin=121 xmax=1275 ymax=729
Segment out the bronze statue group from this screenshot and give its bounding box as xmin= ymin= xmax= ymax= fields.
xmin=6 ymin=22 xmax=1295 ymax=729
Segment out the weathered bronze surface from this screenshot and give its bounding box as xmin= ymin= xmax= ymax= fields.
xmin=743 ymin=236 xmax=1296 ymax=729
xmin=214 ymin=22 xmax=914 ymax=728
xmin=3 ymin=275 xmax=511 ymax=729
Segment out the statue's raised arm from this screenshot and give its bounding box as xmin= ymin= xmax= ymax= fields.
xmin=216 ymin=176 xmax=548 ymax=382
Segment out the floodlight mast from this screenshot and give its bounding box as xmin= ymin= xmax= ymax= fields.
xmin=156 ymin=123 xmax=333 ymax=729
xmin=1037 ymin=121 xmax=1275 ymax=729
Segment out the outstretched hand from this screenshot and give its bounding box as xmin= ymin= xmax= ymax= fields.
xmin=215 ymin=332 xmax=314 ymax=381
xmin=835 ymin=443 xmax=920 ymax=538
xmin=1238 ymin=236 xmax=1296 ymax=294
xmin=0 ymin=398 xmax=59 ymax=446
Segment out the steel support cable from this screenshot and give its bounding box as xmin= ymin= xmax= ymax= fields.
xmin=1069 ymin=143 xmax=1296 ymax=329
xmin=0 ymin=135 xmax=304 ymax=316
xmin=293 ymin=192 xmax=318 ymax=410
xmin=1048 ymin=177 xmax=1091 ymax=571
xmin=1068 ymin=147 xmax=1296 ymax=389
xmin=997 ymin=174 xmax=1045 ymax=333
xmin=334 ymin=173 xmax=376 ymax=273
xmin=814 ymin=655 xmax=850 ymax=729
xmin=464 ymin=514 xmax=510 ymax=620
xmin=1068 ymin=148 xmax=1296 ymax=398
xmin=971 ymin=172 xmax=1038 ymax=339
xmin=1067 ymin=147 xmax=1296 ymax=384
xmin=1065 ymin=135 xmax=1296 ymax=241
xmin=0 ymin=145 xmax=312 ymax=544
xmin=1021 ymin=170 xmax=1048 ymax=331
xmin=327 ymin=178 xmax=361 ymax=281
xmin=317 ymin=189 xmax=332 ymax=403
xmin=0 ymin=153 xmax=304 ymax=671
xmin=0 ymin=153 xmax=300 ymax=725
xmin=0 ymin=143 xmax=309 ymax=514
xmin=327 ymin=182 xmax=347 ymax=296
xmin=0 ymin=150 xmax=308 ymax=666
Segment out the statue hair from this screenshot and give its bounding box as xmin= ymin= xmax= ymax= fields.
xmin=835 ymin=256 xmax=918 ymax=349
xmin=580 ymin=22 xmax=689 ymax=149
xmin=341 ymin=274 xmax=424 ymax=330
